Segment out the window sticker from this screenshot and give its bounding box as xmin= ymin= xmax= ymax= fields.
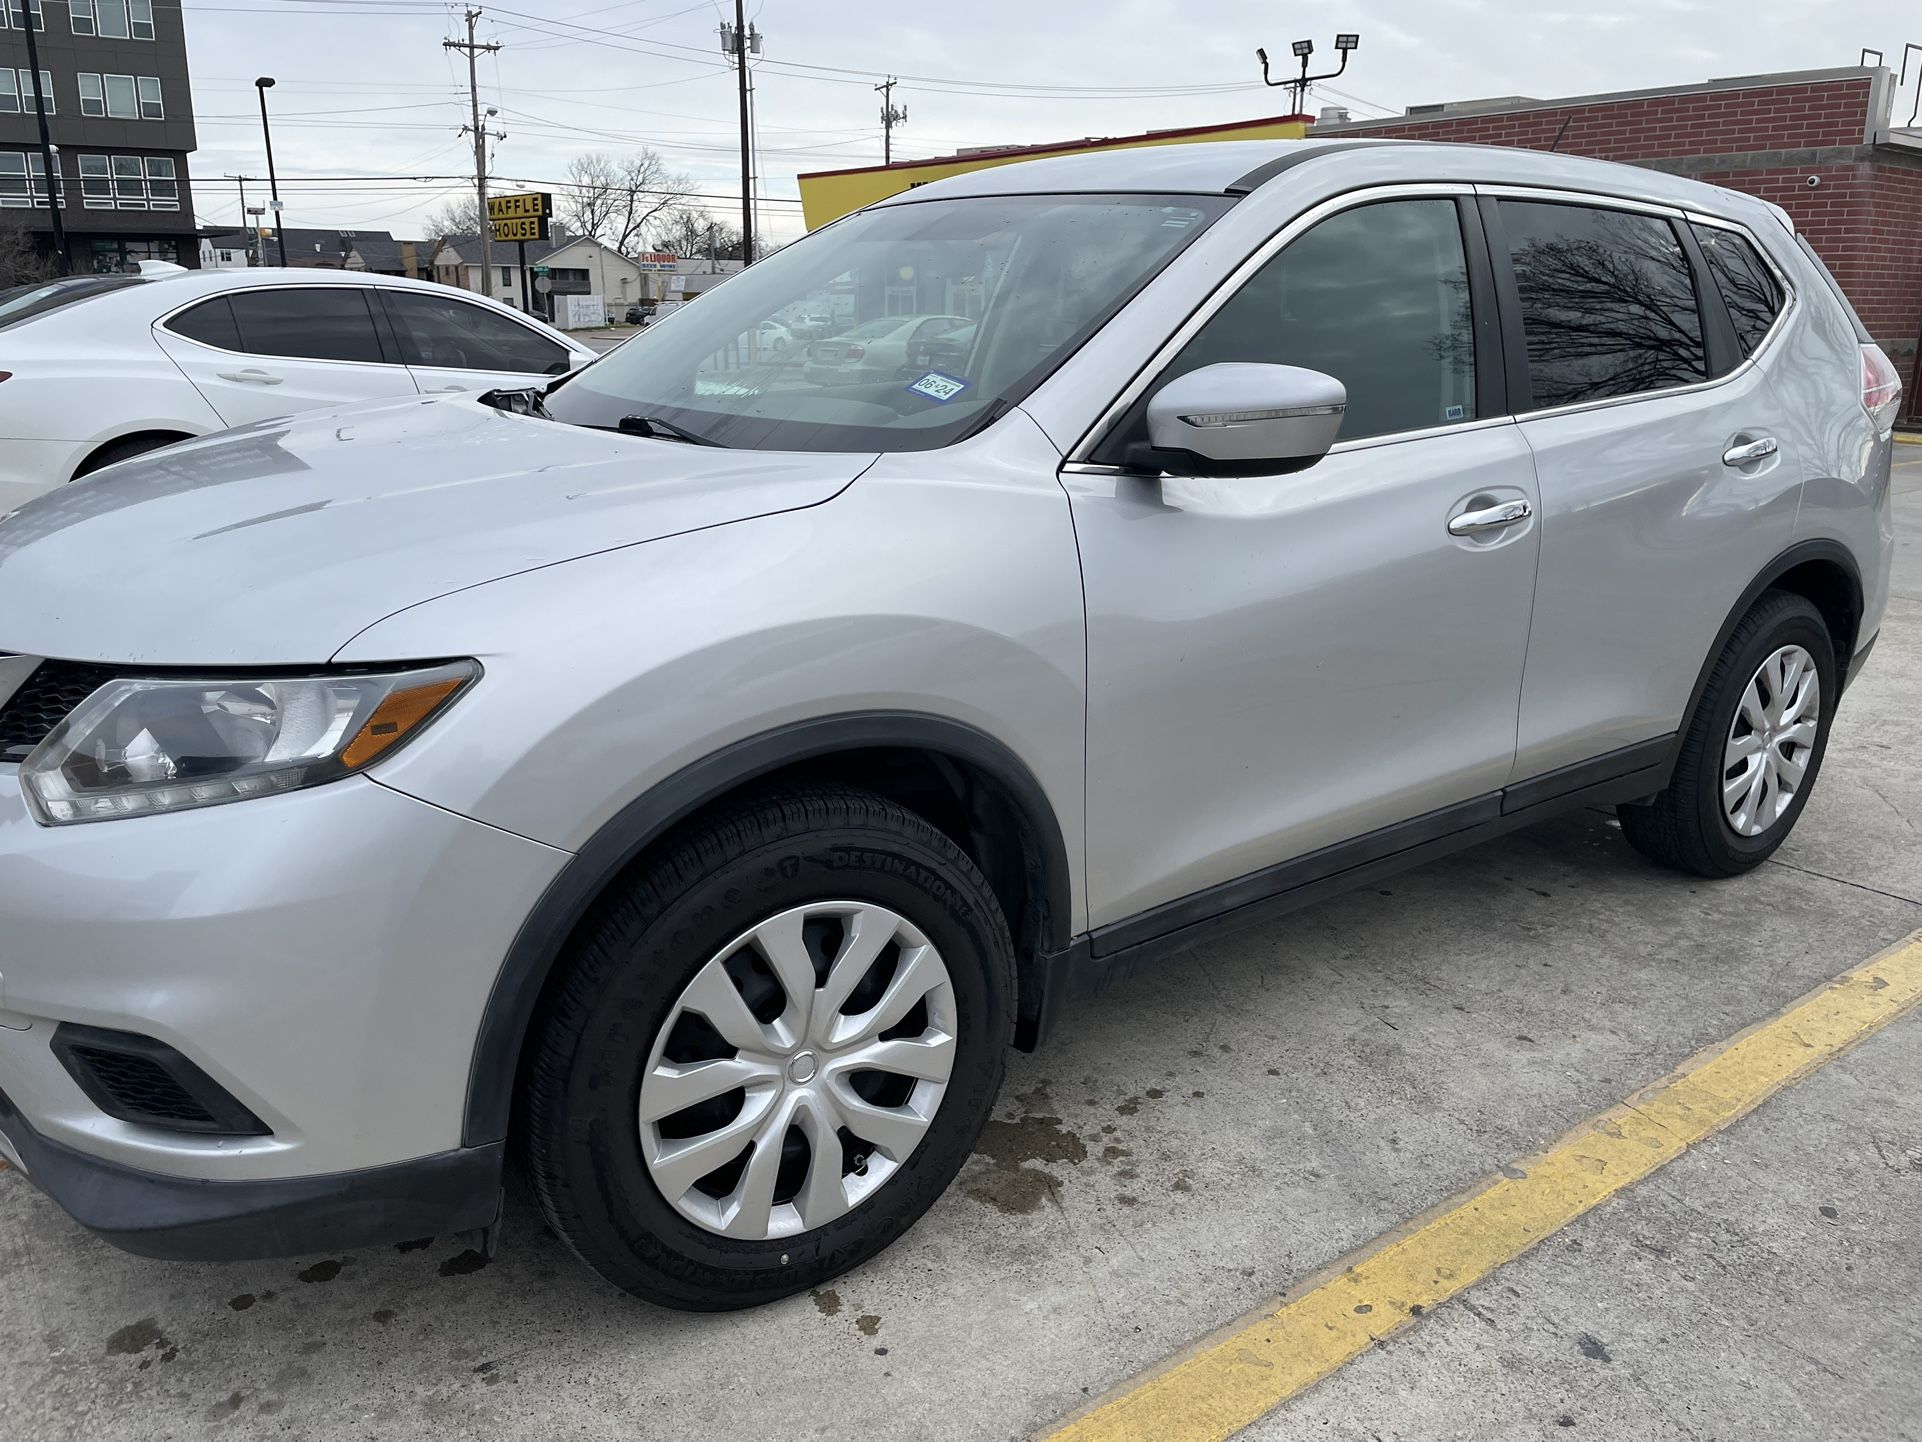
xmin=906 ymin=371 xmax=970 ymax=404
xmin=1445 ymin=404 xmax=1465 ymax=421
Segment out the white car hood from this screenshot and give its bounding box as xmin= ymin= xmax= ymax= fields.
xmin=0 ymin=395 xmax=869 ymax=665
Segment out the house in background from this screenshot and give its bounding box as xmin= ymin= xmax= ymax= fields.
xmin=197 ymin=226 xmax=427 ymax=276
xmin=431 ymin=231 xmax=648 ymax=324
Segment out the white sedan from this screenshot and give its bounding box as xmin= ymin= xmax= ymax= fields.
xmin=803 ymin=314 xmax=972 ymax=386
xmin=0 ymin=264 xmax=596 ymax=514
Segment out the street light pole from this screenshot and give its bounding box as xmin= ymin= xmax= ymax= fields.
xmin=20 ymin=7 xmax=69 ymax=274
xmin=255 ymin=77 xmax=288 ymax=266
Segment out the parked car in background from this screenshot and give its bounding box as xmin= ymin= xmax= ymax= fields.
xmin=904 ymin=320 xmax=976 ymax=378
xmin=0 ymin=266 xmax=596 ymax=516
xmin=803 ymin=313 xmax=971 ymax=385
xmin=0 ymin=141 xmax=1897 ymax=1313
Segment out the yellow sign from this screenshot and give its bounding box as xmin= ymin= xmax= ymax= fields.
xmin=491 ymin=215 xmax=546 ymax=243
xmin=486 ymin=191 xmax=551 ymax=221
xmin=797 ymin=115 xmax=1312 ymax=230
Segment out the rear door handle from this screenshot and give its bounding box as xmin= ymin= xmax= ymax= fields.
xmin=1722 ymin=437 xmax=1777 ymax=467
xmin=217 ymin=368 xmax=284 ymax=385
xmin=1448 ymin=498 xmax=1533 ymax=536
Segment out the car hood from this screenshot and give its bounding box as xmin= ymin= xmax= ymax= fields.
xmin=0 ymin=395 xmax=870 ymax=665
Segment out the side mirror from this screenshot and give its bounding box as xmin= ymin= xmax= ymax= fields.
xmin=1143 ymin=363 xmax=1347 ymax=477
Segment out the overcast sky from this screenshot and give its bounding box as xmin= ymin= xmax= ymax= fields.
xmin=179 ymin=0 xmax=1911 ymax=247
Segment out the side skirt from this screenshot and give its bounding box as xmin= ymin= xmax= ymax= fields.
xmin=1031 ymin=736 xmax=1674 ymax=1038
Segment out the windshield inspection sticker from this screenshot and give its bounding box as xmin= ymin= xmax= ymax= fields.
xmin=906 ymin=371 xmax=970 ymax=404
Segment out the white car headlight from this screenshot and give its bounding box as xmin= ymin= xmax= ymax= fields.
xmin=20 ymin=661 xmax=477 ymax=825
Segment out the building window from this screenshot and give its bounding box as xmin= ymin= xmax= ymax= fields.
xmin=0 ymin=151 xmax=64 ymax=209
xmin=104 ymin=74 xmax=136 ymax=118
xmin=136 ymin=75 xmax=162 ymax=119
xmin=78 ymin=72 xmax=103 ymax=116
xmin=1 ymin=0 xmax=45 ymax=33
xmin=499 ymin=265 xmax=511 ymax=287
xmin=0 ymin=70 xmax=55 ymax=115
xmin=78 ymin=153 xmax=174 ymax=210
xmin=81 ymin=74 xmax=163 ymax=119
xmin=82 ymin=0 xmax=151 ymax=39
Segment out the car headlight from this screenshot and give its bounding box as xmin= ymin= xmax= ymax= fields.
xmin=19 ymin=661 xmax=477 ymax=825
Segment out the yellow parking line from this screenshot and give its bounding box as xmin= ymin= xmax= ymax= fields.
xmin=1039 ymin=930 xmax=1922 ymax=1442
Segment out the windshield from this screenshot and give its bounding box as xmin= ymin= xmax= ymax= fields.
xmin=542 ymin=192 xmax=1231 ymax=451
xmin=0 ymin=274 xmax=145 ymax=331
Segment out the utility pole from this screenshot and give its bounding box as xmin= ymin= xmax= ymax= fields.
xmin=445 ymin=9 xmax=502 ymax=290
xmin=877 ymin=77 xmax=907 ymax=166
xmin=19 ymin=5 xmax=68 ymax=273
xmin=721 ymin=3 xmax=758 ymax=264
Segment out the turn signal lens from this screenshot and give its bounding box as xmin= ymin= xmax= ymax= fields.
xmin=340 ymin=675 xmax=468 ymax=770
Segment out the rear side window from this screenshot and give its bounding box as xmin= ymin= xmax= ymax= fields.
xmin=1501 ymin=200 xmax=1706 ymax=409
xmin=380 ymin=290 xmax=573 ymax=376
xmin=164 ymin=295 xmax=242 ymax=351
xmin=1151 ymin=198 xmax=1479 ymax=442
xmin=224 ymin=287 xmax=387 ymax=365
xmin=1691 ymin=225 xmax=1783 ymax=357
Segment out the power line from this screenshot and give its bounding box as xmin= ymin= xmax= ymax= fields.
xmin=444 ymin=7 xmax=503 ymax=284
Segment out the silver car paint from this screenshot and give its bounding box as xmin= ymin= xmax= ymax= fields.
xmin=0 ymin=141 xmax=1892 ymax=1191
xmin=0 ymin=396 xmax=870 ymax=665
xmin=337 ymin=409 xmax=1092 ymax=927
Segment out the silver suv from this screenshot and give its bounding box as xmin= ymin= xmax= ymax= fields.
xmin=0 ymin=142 xmax=1899 ymax=1309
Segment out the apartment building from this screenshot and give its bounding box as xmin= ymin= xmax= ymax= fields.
xmin=0 ymin=0 xmax=197 ymax=273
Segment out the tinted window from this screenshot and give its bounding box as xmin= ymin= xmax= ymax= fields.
xmin=1501 ymin=201 xmax=1705 ymax=409
xmin=1691 ymin=225 xmax=1783 ymax=359
xmin=381 ymin=290 xmax=572 ymax=375
xmin=226 ymin=287 xmax=386 ymax=364
xmin=164 ymin=295 xmax=241 ymax=350
xmin=1153 ymin=199 xmax=1478 ymax=443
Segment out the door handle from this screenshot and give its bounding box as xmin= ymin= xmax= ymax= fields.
xmin=1447 ymin=498 xmax=1533 ymax=536
xmin=217 ymin=368 xmax=284 ymax=385
xmin=1722 ymin=437 xmax=1778 ymax=467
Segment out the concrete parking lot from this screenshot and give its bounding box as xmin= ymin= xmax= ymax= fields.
xmin=3 ymin=448 xmax=1920 ymax=1441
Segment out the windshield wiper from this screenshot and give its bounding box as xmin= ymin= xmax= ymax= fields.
xmin=615 ymin=414 xmax=726 ymax=447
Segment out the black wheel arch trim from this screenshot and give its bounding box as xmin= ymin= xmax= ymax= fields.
xmin=1678 ymin=538 xmax=1865 ymax=743
xmin=461 ymin=710 xmax=1074 ymax=1147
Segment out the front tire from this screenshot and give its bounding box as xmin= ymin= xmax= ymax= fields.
xmin=521 ymin=785 xmax=1015 ymax=1310
xmin=1619 ymin=590 xmax=1835 ymax=877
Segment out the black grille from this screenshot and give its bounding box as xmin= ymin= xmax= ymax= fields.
xmin=0 ymin=659 xmax=120 ymax=762
xmin=51 ymin=1025 xmax=270 ymax=1136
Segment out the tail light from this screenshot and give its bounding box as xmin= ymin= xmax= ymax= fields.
xmin=1862 ymin=344 xmax=1902 ymax=430
xmin=844 ymin=345 xmax=865 ymax=361
xmin=0 ymin=372 xmax=11 ymax=383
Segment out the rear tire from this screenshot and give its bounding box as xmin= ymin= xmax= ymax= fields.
xmin=521 ymin=784 xmax=1015 ymax=1310
xmin=1619 ymin=590 xmax=1835 ymax=878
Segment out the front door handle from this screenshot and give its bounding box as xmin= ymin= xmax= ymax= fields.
xmin=1722 ymin=436 xmax=1778 ymax=467
xmin=217 ymin=368 xmax=284 ymax=385
xmin=1448 ymin=498 xmax=1533 ymax=536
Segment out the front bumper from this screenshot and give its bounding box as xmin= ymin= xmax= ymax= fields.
xmin=0 ymin=766 xmax=568 ymax=1205
xmin=0 ymin=1093 xmax=504 ymax=1260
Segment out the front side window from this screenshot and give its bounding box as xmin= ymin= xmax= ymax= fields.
xmin=225 ymin=288 xmax=387 ymax=365
xmin=1138 ymin=198 xmax=1479 ymax=444
xmin=1691 ymin=224 xmax=1784 ymax=359
xmin=542 ymin=192 xmax=1230 ymax=451
xmin=383 ymin=289 xmax=573 ymax=375
xmin=1501 ymin=200 xmax=1706 ymax=409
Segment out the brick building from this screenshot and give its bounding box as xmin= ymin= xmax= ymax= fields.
xmin=1319 ymin=66 xmax=1922 ymax=417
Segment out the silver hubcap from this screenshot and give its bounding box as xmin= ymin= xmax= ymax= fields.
xmin=637 ymin=901 xmax=958 ymax=1240
xmin=1722 ymin=644 xmax=1821 ymax=837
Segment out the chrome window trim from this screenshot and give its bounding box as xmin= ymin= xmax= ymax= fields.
xmin=1066 ymin=181 xmax=1475 ymax=464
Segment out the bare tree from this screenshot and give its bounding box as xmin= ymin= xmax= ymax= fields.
xmin=561 ymin=150 xmax=693 ymax=257
xmin=0 ymin=215 xmax=57 ymax=288
xmin=423 ymin=196 xmax=482 ymax=239
xmin=658 ymin=210 xmax=745 ymax=263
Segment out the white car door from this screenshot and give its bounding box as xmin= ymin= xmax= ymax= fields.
xmin=152 ymin=285 xmax=416 ymax=428
xmin=376 ymin=288 xmax=581 ymax=395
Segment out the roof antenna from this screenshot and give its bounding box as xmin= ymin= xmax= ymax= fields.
xmin=1546 ymin=114 xmax=1575 ymax=152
